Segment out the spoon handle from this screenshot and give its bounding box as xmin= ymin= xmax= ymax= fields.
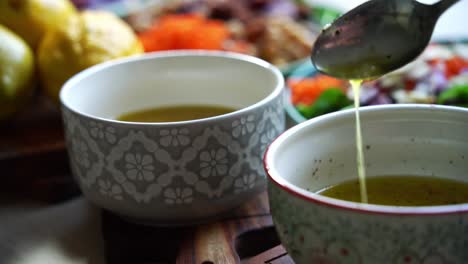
xmin=434 ymin=0 xmax=460 ymax=15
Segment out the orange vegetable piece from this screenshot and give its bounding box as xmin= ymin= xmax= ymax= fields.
xmin=445 ymin=56 xmax=468 ymax=79
xmin=138 ymin=14 xmax=230 ymax=52
xmin=288 ymin=75 xmax=346 ymax=105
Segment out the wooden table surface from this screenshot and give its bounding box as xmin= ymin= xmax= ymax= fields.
xmin=0 ymin=95 xmax=79 ymax=203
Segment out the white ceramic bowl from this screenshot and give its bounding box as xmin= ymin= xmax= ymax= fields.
xmin=60 ymin=51 xmax=285 ymax=225
xmin=265 ymin=104 xmax=468 ymax=263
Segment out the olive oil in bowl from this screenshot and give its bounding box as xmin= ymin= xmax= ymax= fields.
xmin=318 ymin=175 xmax=468 ymax=206
xmin=118 ymin=105 xmax=236 ymax=122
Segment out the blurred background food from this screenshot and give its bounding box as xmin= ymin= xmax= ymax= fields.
xmin=126 ymin=0 xmax=332 ymax=66
xmin=0 ymin=0 xmax=145 ymax=116
xmin=0 ymin=0 xmax=341 ymax=119
xmin=0 ymin=24 xmax=35 ymax=120
xmin=38 ymin=10 xmax=143 ymax=103
xmin=0 ymin=0 xmax=78 ymax=50
xmin=0 ymin=0 xmax=341 ymax=120
xmin=287 ymin=43 xmax=468 ymax=121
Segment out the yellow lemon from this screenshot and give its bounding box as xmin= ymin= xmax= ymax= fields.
xmin=37 ymin=10 xmax=144 ymax=103
xmin=0 ymin=0 xmax=77 ymax=49
xmin=0 ymin=24 xmax=35 ymax=120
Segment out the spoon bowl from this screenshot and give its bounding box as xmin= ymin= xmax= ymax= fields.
xmin=311 ymin=0 xmax=460 ymax=80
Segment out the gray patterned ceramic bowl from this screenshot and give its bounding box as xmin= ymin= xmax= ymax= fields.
xmin=264 ymin=105 xmax=468 ymax=263
xmin=60 ymin=51 xmax=285 ymax=225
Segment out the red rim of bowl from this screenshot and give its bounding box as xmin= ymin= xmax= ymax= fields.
xmin=264 ymin=104 xmax=468 ymax=216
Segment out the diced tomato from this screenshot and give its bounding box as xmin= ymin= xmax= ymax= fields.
xmin=404 ymin=79 xmax=417 ymax=91
xmin=288 ymin=75 xmax=347 ymax=105
xmin=445 ymin=56 xmax=468 ymax=79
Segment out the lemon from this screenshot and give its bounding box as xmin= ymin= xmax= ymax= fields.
xmin=37 ymin=10 xmax=144 ymax=103
xmin=0 ymin=24 xmax=35 ymax=120
xmin=0 ymin=0 xmax=77 ymax=50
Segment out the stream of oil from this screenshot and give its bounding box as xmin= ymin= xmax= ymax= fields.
xmin=350 ymin=80 xmax=368 ymax=204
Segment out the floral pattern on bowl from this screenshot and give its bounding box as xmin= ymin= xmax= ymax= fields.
xmin=63 ymin=98 xmax=284 ymax=224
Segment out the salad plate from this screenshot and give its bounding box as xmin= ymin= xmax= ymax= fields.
xmin=285 ymin=41 xmax=468 ymax=124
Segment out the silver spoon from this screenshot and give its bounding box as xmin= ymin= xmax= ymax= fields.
xmin=310 ymin=0 xmax=460 ymax=80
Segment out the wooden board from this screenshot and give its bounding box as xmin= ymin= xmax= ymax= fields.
xmin=102 ymin=192 xmax=294 ymax=264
